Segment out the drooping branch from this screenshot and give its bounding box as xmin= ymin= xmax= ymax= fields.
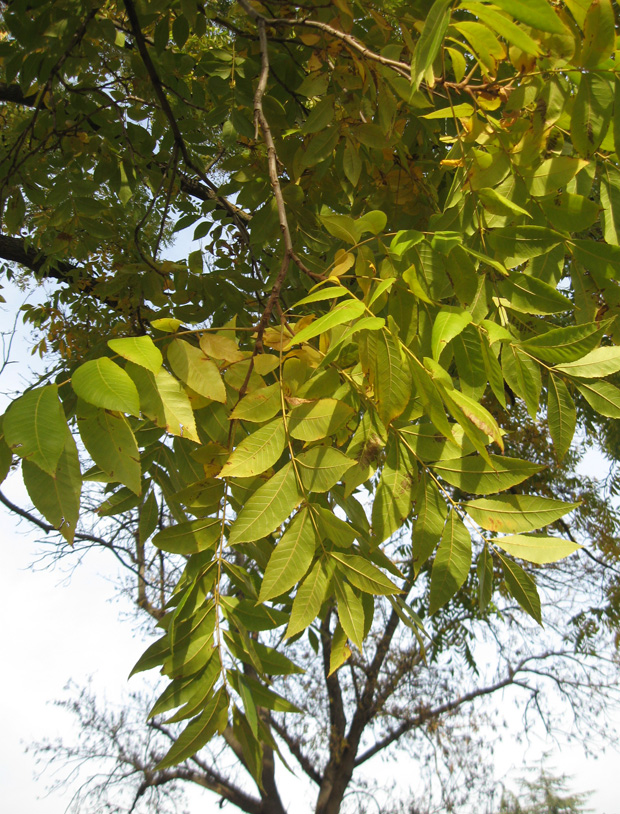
xmin=353 ymin=659 xmax=540 ymax=767
xmin=254 ymin=13 xmax=412 ymax=80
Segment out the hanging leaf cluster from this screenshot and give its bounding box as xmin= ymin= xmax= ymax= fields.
xmin=0 ymin=0 xmax=619 ymax=775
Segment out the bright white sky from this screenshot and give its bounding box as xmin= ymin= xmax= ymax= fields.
xmin=1 ymin=283 xmax=619 ymax=814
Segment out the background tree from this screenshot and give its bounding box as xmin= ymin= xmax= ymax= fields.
xmin=497 ymin=767 xmax=594 ymax=814
xmin=2 ymin=1 xmax=620 ymax=813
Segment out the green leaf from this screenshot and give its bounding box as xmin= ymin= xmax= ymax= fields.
xmin=108 ymin=335 xmax=162 ymax=374
xmin=477 ymin=187 xmax=532 ymax=219
xmin=167 ymin=339 xmax=226 ymax=402
xmin=330 ymin=551 xmax=400 ymax=595
xmin=3 ymin=385 xmax=67 ymax=475
xmin=495 ymin=534 xmax=582 ymax=564
xmin=357 ymin=210 xmax=387 ymax=236
xmin=452 ymin=21 xmax=505 ymax=74
xmin=286 ymin=560 xmax=328 ymax=638
xmin=302 ymin=96 xmax=334 ymax=134
xmin=412 ymin=474 xmax=447 ymax=575
xmin=431 ymin=455 xmax=543 ymax=495
xmin=547 ymin=375 xmax=576 ymax=459
xmin=365 ymin=329 xmax=412 ymax=426
xmin=286 ymin=300 xmax=366 ymax=348
xmin=22 ymin=428 xmax=81 ymax=544
xmin=465 ymin=495 xmax=578 ymax=534
xmin=460 ymin=2 xmax=540 ymax=54
xmin=555 ymin=346 xmax=620 ymax=378
xmin=575 ymin=379 xmax=620 ymax=418
xmin=477 ymin=545 xmax=494 ymax=612
xmin=77 ymin=406 xmax=141 ymax=495
xmin=343 ymin=141 xmax=362 ymax=187
xmin=229 ymin=463 xmax=302 ymax=544
xmin=422 ymin=103 xmax=474 ymax=119
xmin=72 ymin=358 xmax=140 ymax=415
xmin=442 ymin=387 xmax=504 ymax=449
xmin=139 ymin=490 xmax=159 ymax=544
xmin=412 ymin=0 xmax=452 ymax=90
xmin=497 ymin=553 xmax=542 ymax=623
xmin=490 ymin=0 xmax=566 ymax=34
xmin=154 ymin=687 xmax=228 ymax=770
xmin=501 ymin=345 xmax=541 ymax=419
xmin=498 ymin=272 xmax=572 ymax=314
xmin=151 ymin=317 xmax=182 ymax=333
xmin=160 ymin=657 xmax=221 ymax=723
xmin=153 ymin=519 xmax=220 ymax=555
xmin=518 ymin=322 xmax=605 ymax=363
xmin=431 ymin=309 xmax=472 ymax=360
xmin=289 ymin=399 xmax=354 ymax=442
xmin=229 ymin=382 xmax=281 ymax=423
xmin=293 ymin=286 xmax=350 ymax=307
xmin=334 ymin=576 xmax=366 ymax=650
xmin=600 ymin=165 xmax=620 ymax=245
xmin=220 ymin=419 xmax=285 ymax=478
xmin=580 ymin=0 xmax=616 ymax=67
xmin=234 ymin=674 xmax=301 ymax=714
xmin=539 ymin=193 xmax=600 ymax=233
xmin=523 ymin=157 xmax=588 ymax=197
xmin=258 ymin=508 xmax=317 ymax=602
xmin=328 ymin=623 xmax=352 ymax=675
xmin=372 ymin=441 xmax=416 ymax=544
xmin=319 ymin=212 xmax=360 ymax=244
xmin=296 ymin=446 xmax=355 ymax=492
xmin=0 ymin=430 xmax=11 ymax=484
xmin=429 ymin=512 xmax=471 ymax=614
xmin=571 ymin=72 xmax=613 ymax=157
xmin=570 ymin=238 xmax=620 ymax=279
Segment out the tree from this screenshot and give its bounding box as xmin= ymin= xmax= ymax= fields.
xmin=2 ymin=0 xmax=620 ymax=812
xmin=498 ymin=766 xmax=593 ymax=814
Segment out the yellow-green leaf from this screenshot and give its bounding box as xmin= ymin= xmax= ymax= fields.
xmin=495 ymin=534 xmax=582 ymax=564
xmin=230 ymin=463 xmax=302 ymax=544
xmin=72 ymin=358 xmax=140 ymax=415
xmin=465 ymin=495 xmax=578 ymax=533
xmin=220 ymin=419 xmax=285 ymax=478
xmin=108 ymin=335 xmax=162 ymax=374
xmin=258 ymin=508 xmax=317 ymax=602
xmin=429 ymin=512 xmax=471 ymax=614
xmin=3 ymin=385 xmax=67 ymax=475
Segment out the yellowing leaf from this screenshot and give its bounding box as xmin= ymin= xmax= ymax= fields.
xmin=494 ymin=534 xmax=582 ymax=564
xmin=465 ymin=495 xmax=578 ymax=533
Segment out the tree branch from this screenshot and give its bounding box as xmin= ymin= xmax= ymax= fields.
xmin=122 ymin=0 xmax=249 ymax=238
xmin=354 ymin=663 xmax=531 ymax=767
xmin=0 ymin=489 xmax=149 ymax=584
xmin=269 ymin=715 xmax=322 ymax=785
